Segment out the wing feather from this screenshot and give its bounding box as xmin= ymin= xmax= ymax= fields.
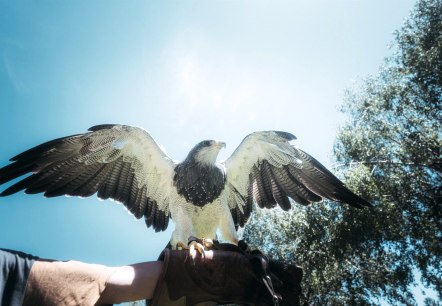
xmin=272 ymin=166 xmax=314 ymax=205
xmin=225 ymin=131 xmax=371 ymax=226
xmin=259 ymin=161 xmax=278 ymax=208
xmin=70 ymin=163 xmax=110 ymax=197
xmin=255 ymin=166 xmax=276 ymax=209
xmin=264 ymin=163 xmax=291 ymax=211
xmin=0 ymin=124 xmax=176 ymax=231
xmin=251 ymin=166 xmax=269 ymax=208
xmin=100 ymin=158 xmax=125 ymax=200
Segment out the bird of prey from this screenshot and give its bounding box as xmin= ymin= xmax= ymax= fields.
xmin=0 ymin=124 xmax=371 ymax=251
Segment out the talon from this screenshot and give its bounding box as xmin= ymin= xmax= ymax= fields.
xmin=176 ymin=241 xmax=189 ymax=250
xmin=189 ymin=241 xmax=206 ymax=259
xmin=201 ymin=238 xmax=213 ymax=249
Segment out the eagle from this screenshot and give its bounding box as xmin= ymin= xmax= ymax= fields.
xmin=0 ymin=124 xmax=371 ymax=251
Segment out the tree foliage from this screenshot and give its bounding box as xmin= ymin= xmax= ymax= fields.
xmin=242 ymin=0 xmax=441 ymax=304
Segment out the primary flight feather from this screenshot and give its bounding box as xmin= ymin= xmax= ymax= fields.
xmin=0 ymin=124 xmax=371 ymax=248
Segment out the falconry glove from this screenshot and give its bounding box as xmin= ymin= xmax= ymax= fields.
xmin=149 ymin=240 xmax=302 ymax=306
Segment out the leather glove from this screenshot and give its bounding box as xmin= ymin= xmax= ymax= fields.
xmin=149 ymin=240 xmax=302 ymax=306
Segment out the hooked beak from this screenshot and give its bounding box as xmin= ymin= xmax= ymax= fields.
xmin=214 ymin=141 xmax=226 ymax=149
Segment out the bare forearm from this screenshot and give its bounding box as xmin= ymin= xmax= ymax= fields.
xmin=96 ymin=261 xmax=163 ymax=305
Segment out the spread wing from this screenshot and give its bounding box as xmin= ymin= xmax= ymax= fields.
xmin=224 ymin=131 xmax=372 ymax=227
xmin=0 ymin=124 xmax=177 ymax=232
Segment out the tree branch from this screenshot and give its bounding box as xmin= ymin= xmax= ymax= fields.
xmin=329 ymin=160 xmax=439 ymax=170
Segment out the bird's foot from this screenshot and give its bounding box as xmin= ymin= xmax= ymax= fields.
xmin=175 ymin=237 xmax=214 ymax=258
xmin=176 ymin=241 xmax=188 ymax=250
xmin=189 ymin=237 xmax=214 ymax=258
xmin=174 ymin=237 xmax=211 ymax=259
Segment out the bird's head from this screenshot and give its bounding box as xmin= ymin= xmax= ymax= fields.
xmin=186 ymin=140 xmax=226 ymax=165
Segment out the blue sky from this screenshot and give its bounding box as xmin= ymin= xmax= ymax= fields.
xmin=0 ymin=0 xmax=417 ymax=283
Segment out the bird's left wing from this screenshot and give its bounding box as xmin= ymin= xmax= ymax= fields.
xmin=224 ymin=131 xmax=371 ymax=228
xmin=0 ymin=124 xmax=177 ymax=232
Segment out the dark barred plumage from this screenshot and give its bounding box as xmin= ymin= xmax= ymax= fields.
xmin=173 ymin=160 xmax=226 ymax=207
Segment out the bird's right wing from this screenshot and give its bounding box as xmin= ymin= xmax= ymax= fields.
xmin=0 ymin=124 xmax=178 ymax=232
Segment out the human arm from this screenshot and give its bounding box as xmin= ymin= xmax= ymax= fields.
xmin=95 ymin=261 xmax=163 ymax=305
xmin=23 ymin=258 xmax=163 ymax=306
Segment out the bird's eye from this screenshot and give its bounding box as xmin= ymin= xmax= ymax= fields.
xmin=203 ymin=140 xmax=211 ymax=146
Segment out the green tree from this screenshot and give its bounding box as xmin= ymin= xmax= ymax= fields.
xmin=242 ymin=0 xmax=441 ymax=304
